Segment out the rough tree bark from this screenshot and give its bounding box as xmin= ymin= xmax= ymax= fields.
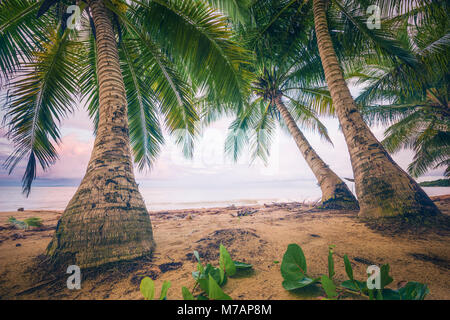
xmin=46 ymin=0 xmax=155 ymax=268
xmin=274 ymin=96 xmax=359 ymax=209
xmin=312 ymin=0 xmax=440 ymax=218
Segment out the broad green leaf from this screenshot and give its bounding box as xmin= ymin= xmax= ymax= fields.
xmin=193 ymin=263 xmax=226 ymax=293
xmin=209 ymin=264 xmax=227 ymax=286
xmin=376 ymin=289 xmax=383 ymax=300
xmin=282 ymin=277 xmax=319 ymax=291
xmin=159 ymin=280 xmax=171 ymax=300
xmin=140 ymin=277 xmax=155 ymax=300
xmin=341 ymin=280 xmax=367 ymax=292
xmin=343 ymin=255 xmax=354 ymax=281
xmin=321 ymin=275 xmax=338 ymax=299
xmin=398 ymin=282 xmax=429 ymax=300
xmin=219 ymin=267 xmax=225 ymax=284
xmin=381 ymin=288 xmax=401 ymax=300
xmin=380 ymin=264 xmax=394 ymax=289
xmin=182 ymin=286 xmax=195 ymax=300
xmin=207 ymin=275 xmax=232 ymax=300
xmin=219 ymin=244 xmax=236 ymax=276
xmin=281 ymin=244 xmax=307 ymax=282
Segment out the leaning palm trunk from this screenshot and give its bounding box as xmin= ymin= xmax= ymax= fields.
xmin=312 ymin=0 xmax=439 ymax=218
xmin=274 ymin=97 xmax=358 ymax=209
xmin=46 ymin=0 xmax=155 ymax=268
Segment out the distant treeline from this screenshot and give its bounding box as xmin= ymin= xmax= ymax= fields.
xmin=419 ymin=179 xmax=450 ymax=187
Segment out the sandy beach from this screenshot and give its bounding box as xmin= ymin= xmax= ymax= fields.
xmin=0 ymin=196 xmax=449 ymax=300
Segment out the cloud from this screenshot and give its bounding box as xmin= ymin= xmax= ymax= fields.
xmin=0 ymin=105 xmax=446 ymax=187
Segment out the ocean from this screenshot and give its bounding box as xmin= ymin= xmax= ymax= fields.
xmin=0 ymin=183 xmax=448 ymax=212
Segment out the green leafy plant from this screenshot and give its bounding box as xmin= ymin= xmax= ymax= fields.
xmin=281 ymin=244 xmax=429 ymax=300
xmin=8 ymin=216 xmax=43 ymax=229
xmin=140 ymin=277 xmax=171 ymax=300
xmin=139 ymin=245 xmax=252 ymax=300
xmin=183 ymin=244 xmax=252 ymax=300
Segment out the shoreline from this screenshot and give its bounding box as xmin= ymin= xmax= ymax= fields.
xmin=1 ymin=186 xmax=449 ymax=212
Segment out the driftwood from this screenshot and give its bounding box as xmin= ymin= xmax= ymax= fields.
xmin=15 ymin=277 xmax=59 ymax=296
xmin=237 ymin=209 xmax=257 ymax=217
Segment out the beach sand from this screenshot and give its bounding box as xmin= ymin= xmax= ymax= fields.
xmin=0 ymin=196 xmax=449 ymax=300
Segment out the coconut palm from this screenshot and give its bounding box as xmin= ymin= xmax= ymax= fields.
xmin=218 ymin=0 xmax=358 ymax=209
xmin=353 ymin=0 xmax=449 ymax=178
xmin=226 ymin=62 xmax=359 ymax=209
xmin=0 ymin=0 xmax=250 ymax=268
xmin=244 ymin=0 xmax=440 ymax=218
xmin=311 ymin=0 xmax=442 ymax=218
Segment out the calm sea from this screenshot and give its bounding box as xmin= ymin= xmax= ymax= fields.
xmin=0 ymin=182 xmax=448 ymax=212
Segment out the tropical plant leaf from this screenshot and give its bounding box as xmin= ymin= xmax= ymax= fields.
xmin=219 ymin=244 xmax=237 ymax=276
xmin=140 ymin=277 xmax=155 ymax=300
xmin=3 ymin=29 xmax=80 ymax=196
xmin=281 ymin=243 xmax=307 ymax=282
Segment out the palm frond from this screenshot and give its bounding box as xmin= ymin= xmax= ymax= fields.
xmin=110 ymin=2 xmax=199 ymax=158
xmin=2 ymin=29 xmax=80 ymax=195
xmin=0 ymin=0 xmax=51 ymax=78
xmin=119 ymin=39 xmax=164 ymax=170
xmin=128 ymin=0 xmax=252 ymax=106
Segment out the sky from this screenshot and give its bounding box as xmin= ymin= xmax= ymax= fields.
xmin=0 ymin=83 xmax=445 ymax=190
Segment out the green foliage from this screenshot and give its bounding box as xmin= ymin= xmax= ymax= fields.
xmin=328 ymin=245 xmax=335 ymax=279
xmin=234 ymin=261 xmax=253 ymax=270
xmin=1 ymin=0 xmax=250 ymax=195
xmin=8 ymin=216 xmax=43 ymax=229
xmin=280 ymin=243 xmax=429 ymax=300
xmin=139 ymin=245 xmax=252 ymax=300
xmin=185 ymin=246 xmax=253 ymax=300
xmin=320 ymin=275 xmax=338 ymax=299
xmin=181 ymin=286 xmax=195 ymax=300
xmin=23 ymin=217 xmax=44 ymax=228
xmin=140 ymin=277 xmax=155 ymax=300
xmin=219 ymin=244 xmax=237 ymax=276
xmin=140 ymin=277 xmax=171 ymax=300
xmin=7 ymin=217 xmax=27 ymax=230
xmin=280 ymin=244 xmax=319 ymax=291
xmin=207 ymin=274 xmax=232 ymax=300
xmin=353 ymin=0 xmax=450 ymax=178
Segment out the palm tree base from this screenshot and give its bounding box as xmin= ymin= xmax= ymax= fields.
xmin=45 ymin=166 xmax=155 ymax=269
xmin=320 ymin=182 xmax=359 ymax=210
xmin=356 ymin=174 xmax=441 ymax=219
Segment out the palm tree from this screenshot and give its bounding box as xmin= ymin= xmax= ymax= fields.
xmin=226 ymin=63 xmax=358 ymax=209
xmin=1 ymin=0 xmax=249 ymax=268
xmin=218 ymin=0 xmax=358 ymax=209
xmin=236 ymin=0 xmax=439 ymax=219
xmin=353 ymin=0 xmax=449 ymax=178
xmin=310 ymin=0 xmax=440 ymax=218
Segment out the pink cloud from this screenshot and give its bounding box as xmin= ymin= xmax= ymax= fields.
xmin=40 ymin=133 xmax=93 ymax=180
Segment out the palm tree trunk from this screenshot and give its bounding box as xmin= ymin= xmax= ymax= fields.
xmin=46 ymin=0 xmax=155 ymax=268
xmin=312 ymin=0 xmax=439 ymax=218
xmin=274 ymin=96 xmax=358 ymax=209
